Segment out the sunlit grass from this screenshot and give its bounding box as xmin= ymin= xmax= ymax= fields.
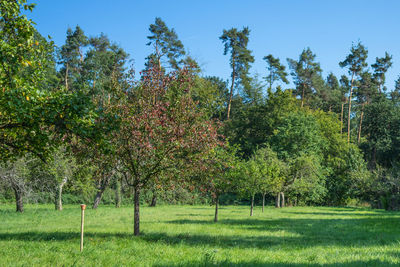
xmin=1 ymin=204 xmax=400 ymax=266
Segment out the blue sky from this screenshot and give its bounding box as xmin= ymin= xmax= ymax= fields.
xmin=27 ymin=0 xmax=400 ymax=90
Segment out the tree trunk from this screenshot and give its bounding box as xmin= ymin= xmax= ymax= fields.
xmin=55 ymin=178 xmax=67 ymax=211
xmin=301 ymin=85 xmax=305 ymax=108
xmin=262 ymin=192 xmax=266 ymax=213
xmin=227 ymin=56 xmax=236 ymax=120
xmin=92 ymin=175 xmax=112 ymax=209
xmin=65 ymin=63 xmax=69 ymax=90
xmin=250 ymin=194 xmax=254 ymax=216
xmin=13 ymin=187 xmax=24 ymax=213
xmin=280 ymin=192 xmax=285 ymax=208
xmin=357 ymin=103 xmax=365 ymax=144
xmin=214 ymin=194 xmax=219 ymax=222
xmin=134 ymin=186 xmax=141 ymax=236
xmin=92 ymin=190 xmax=104 ymax=209
xmin=275 ymin=192 xmax=281 ymax=208
xmin=115 ymin=180 xmax=121 ymax=208
xmin=340 ymin=102 xmax=344 ymax=134
xmin=347 ymin=73 xmax=355 ymax=144
xmin=149 ymin=191 xmax=157 ymax=207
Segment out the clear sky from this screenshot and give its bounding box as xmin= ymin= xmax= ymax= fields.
xmin=27 ymin=0 xmax=400 ymax=90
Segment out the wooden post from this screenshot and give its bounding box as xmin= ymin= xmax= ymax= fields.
xmin=80 ymin=204 xmax=86 ymax=252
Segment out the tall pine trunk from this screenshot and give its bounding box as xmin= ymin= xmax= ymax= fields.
xmin=262 ymin=192 xmax=266 ymax=213
xmin=275 ymin=192 xmax=281 ymax=208
xmin=357 ymin=103 xmax=365 ymax=144
xmin=55 ymin=178 xmax=67 ymax=211
xmin=214 ymin=194 xmax=219 ymax=222
xmin=227 ymin=56 xmax=236 ymax=120
xmin=13 ymin=187 xmax=24 ymax=213
xmin=134 ymin=186 xmax=141 ymax=236
xmin=347 ymin=73 xmax=355 ymax=144
xmin=340 ymin=102 xmax=344 ymax=134
xmin=301 ymin=84 xmax=305 ymax=108
xmin=250 ymin=194 xmax=254 ymax=216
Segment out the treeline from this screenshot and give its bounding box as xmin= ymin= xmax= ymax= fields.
xmin=1 ymin=0 xmax=400 ymax=236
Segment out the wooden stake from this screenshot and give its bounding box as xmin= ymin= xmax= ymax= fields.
xmin=80 ymin=204 xmax=86 ymax=252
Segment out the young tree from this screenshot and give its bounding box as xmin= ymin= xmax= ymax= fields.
xmin=339 ymin=42 xmax=368 ymax=144
xmin=253 ymin=146 xmax=285 ymax=212
xmin=198 ymin=145 xmax=238 ymax=222
xmin=220 ymin=27 xmax=254 ymax=119
xmin=263 ymin=54 xmax=289 ymax=90
xmin=114 ymin=66 xmax=219 ymax=235
xmin=47 ymin=147 xmax=77 ymax=210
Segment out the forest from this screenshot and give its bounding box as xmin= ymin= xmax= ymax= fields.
xmin=2 ymin=0 xmax=400 ymax=240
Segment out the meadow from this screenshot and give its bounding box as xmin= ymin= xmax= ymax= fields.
xmin=1 ymin=204 xmax=400 ymax=266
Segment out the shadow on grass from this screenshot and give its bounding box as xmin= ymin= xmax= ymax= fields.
xmin=163 ymin=216 xmax=400 ymax=247
xmin=153 ymin=259 xmax=400 ymax=267
xmin=1 ymin=215 xmax=399 ymax=250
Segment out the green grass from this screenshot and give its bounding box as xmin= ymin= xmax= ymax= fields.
xmin=1 ymin=204 xmax=400 ymax=266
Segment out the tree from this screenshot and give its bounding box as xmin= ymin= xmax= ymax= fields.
xmin=114 ymin=66 xmax=220 ymax=235
xmin=371 ymin=52 xmax=392 ymax=93
xmin=0 ymin=157 xmax=32 ymax=212
xmin=0 ymin=0 xmax=97 ymax=162
xmin=263 ymin=54 xmax=289 ymax=90
xmin=198 ymin=145 xmax=239 ymax=222
xmin=47 ymin=147 xmax=77 ymax=210
xmin=287 ymin=48 xmax=322 ymax=108
xmin=253 ymin=146 xmax=285 ymax=212
xmin=339 ymin=42 xmax=368 ymax=144
xmin=58 ymin=26 xmax=88 ymax=91
xmin=286 ymin=154 xmax=326 ymax=205
xmin=238 ymin=159 xmax=261 ymax=216
xmin=146 ymin=17 xmax=185 ymax=71
xmin=390 ymin=76 xmax=400 ymax=103
xmin=355 ymin=71 xmax=378 ymax=143
xmin=220 ymin=27 xmax=254 ymax=119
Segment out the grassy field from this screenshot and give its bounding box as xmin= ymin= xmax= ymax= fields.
xmin=1 ymin=204 xmax=400 ymax=266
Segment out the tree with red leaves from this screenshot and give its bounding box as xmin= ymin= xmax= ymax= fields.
xmin=114 ymin=66 xmax=220 ymax=235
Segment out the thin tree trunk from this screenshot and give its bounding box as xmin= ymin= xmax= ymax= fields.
xmin=301 ymin=85 xmax=305 ymax=108
xmin=262 ymin=192 xmax=266 ymax=213
xmin=214 ymin=194 xmax=219 ymax=222
xmin=357 ymin=103 xmax=365 ymax=144
xmin=149 ymin=191 xmax=157 ymax=207
xmin=13 ymin=187 xmax=23 ymax=213
xmin=250 ymin=194 xmax=254 ymax=216
xmin=134 ymin=186 xmax=141 ymax=236
xmin=65 ymin=63 xmax=69 ymax=90
xmin=340 ymin=102 xmax=344 ymax=134
xmin=280 ymin=192 xmax=285 ymax=208
xmin=115 ymin=180 xmax=121 ymax=208
xmin=275 ymin=192 xmax=281 ymax=208
xmin=227 ymin=56 xmax=236 ymax=120
xmin=55 ymin=178 xmax=67 ymax=211
xmin=348 ymin=73 xmax=355 ymax=144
